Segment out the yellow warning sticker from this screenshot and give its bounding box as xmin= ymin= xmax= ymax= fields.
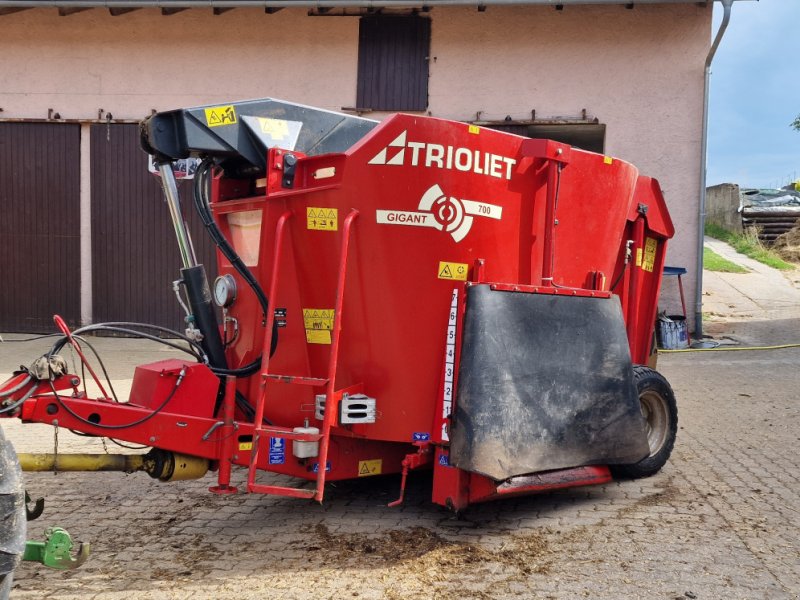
xmin=307 ymin=207 xmax=338 ymax=231
xmin=303 ymin=308 xmax=335 ymax=330
xmin=635 ymin=248 xmax=643 ymax=267
xmin=642 ymin=237 xmax=657 ymax=273
xmin=305 ymin=329 xmax=332 ymax=345
xmin=603 ymin=156 xmax=613 ymax=165
xmin=256 ymin=117 xmax=290 ymax=140
xmin=204 ymin=105 xmax=237 ymax=128
xmin=358 ymin=459 xmax=382 ymax=477
xmin=468 ymin=125 xmax=480 ymax=135
xmin=303 ymin=308 xmax=335 ymax=345
xmin=238 ymin=441 xmax=253 ymax=451
xmin=438 ymin=261 xmax=468 ymax=281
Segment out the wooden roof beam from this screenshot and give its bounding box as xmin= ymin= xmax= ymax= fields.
xmin=58 ymin=7 xmax=91 ymax=15
xmin=108 ymin=7 xmax=140 ymax=15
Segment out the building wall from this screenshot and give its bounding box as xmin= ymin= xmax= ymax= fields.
xmin=0 ymin=4 xmax=711 ymax=326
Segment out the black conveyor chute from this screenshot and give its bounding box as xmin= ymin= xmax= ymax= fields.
xmin=140 ymin=98 xmax=378 ymax=173
xmin=449 ymin=286 xmax=650 ymax=481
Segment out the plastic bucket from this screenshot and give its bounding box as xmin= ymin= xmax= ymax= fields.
xmin=657 ymin=315 xmax=689 ymax=350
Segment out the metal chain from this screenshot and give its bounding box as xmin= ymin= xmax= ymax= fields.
xmin=53 ymin=423 xmax=59 ymax=476
xmin=101 ymin=437 xmax=109 ymax=454
xmin=67 ymin=344 xmax=78 ymax=376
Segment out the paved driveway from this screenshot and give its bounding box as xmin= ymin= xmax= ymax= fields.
xmin=2 ymin=251 xmax=799 ymax=599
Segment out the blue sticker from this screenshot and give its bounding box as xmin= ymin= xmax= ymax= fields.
xmin=412 ymin=432 xmax=431 ymax=442
xmin=438 ymin=454 xmax=450 ymax=467
xmin=312 ymin=461 xmax=332 ymax=473
xmin=269 ymin=436 xmax=285 ymax=465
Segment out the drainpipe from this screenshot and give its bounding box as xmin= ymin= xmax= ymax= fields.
xmin=694 ymin=0 xmax=734 ymax=342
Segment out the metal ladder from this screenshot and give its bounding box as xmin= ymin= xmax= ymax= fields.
xmin=246 ymin=209 xmax=359 ymax=502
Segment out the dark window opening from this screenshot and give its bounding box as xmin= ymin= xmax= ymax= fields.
xmin=356 ymin=16 xmax=431 ymax=112
xmin=487 ymin=123 xmax=606 ymax=154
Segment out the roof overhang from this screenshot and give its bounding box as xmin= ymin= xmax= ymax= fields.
xmin=0 ymin=0 xmax=750 ymax=11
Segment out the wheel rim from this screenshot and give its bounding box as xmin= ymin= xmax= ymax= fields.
xmin=640 ymin=390 xmax=669 ymax=457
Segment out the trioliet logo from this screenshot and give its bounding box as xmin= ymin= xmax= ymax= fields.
xmin=368 ymin=131 xmax=517 ymax=181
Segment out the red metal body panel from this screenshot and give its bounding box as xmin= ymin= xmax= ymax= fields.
xmin=128 ymin=359 xmax=218 ymax=418
xmin=1 ymin=111 xmax=674 ymax=510
xmin=216 ymin=115 xmax=659 ymax=445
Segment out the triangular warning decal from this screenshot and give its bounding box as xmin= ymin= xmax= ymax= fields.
xmin=326 ymin=209 xmax=336 ymax=219
xmin=439 ymin=264 xmax=453 ymax=279
xmin=359 ymin=463 xmax=371 ymax=475
xmin=308 ymin=209 xmax=317 ymax=218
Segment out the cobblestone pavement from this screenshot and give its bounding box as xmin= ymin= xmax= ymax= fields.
xmin=1 ymin=323 xmax=798 ymax=599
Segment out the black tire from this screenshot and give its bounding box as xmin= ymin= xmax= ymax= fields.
xmin=611 ymin=366 xmax=678 ymax=479
xmin=0 ymin=426 xmax=26 ymax=600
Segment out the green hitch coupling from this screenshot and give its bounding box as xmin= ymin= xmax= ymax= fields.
xmin=23 ymin=527 xmax=90 ymax=570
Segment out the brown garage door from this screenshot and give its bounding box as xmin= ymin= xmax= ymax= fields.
xmin=0 ymin=123 xmax=81 ymax=332
xmin=91 ymin=123 xmax=217 ymax=331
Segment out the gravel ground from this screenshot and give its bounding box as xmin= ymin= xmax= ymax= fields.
xmin=1 ymin=255 xmax=798 ymax=599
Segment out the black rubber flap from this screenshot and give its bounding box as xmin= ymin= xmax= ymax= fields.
xmin=449 ymin=285 xmax=649 ymax=481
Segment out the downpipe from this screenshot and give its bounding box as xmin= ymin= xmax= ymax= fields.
xmin=694 ymin=0 xmax=734 ymax=341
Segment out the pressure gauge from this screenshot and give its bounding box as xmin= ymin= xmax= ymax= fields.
xmin=213 ymin=275 xmax=237 ymax=308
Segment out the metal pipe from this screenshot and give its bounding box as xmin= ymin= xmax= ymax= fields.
xmin=157 ymin=161 xmax=197 ymax=270
xmin=18 ymin=453 xmax=146 ymax=473
xmin=540 ymin=161 xmax=559 ymax=286
xmin=0 ymin=0 xmax=755 ymax=8
xmin=18 ymin=451 xmax=209 ymax=481
xmin=694 ymin=0 xmax=734 ymax=340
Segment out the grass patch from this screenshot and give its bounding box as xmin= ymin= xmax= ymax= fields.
xmin=704 ymin=222 xmax=795 ymax=271
xmin=703 ymin=247 xmax=748 ymax=273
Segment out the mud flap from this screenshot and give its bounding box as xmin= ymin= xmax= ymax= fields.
xmin=449 ymin=285 xmax=649 ymax=481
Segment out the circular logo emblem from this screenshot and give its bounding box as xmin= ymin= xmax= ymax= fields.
xmin=432 ymin=195 xmax=466 ymax=233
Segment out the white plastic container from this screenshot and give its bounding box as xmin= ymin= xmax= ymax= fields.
xmin=292 ymin=419 xmax=320 ymax=458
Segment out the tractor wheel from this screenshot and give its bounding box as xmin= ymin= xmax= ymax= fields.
xmin=611 ymin=366 xmax=678 ymax=479
xmin=0 ymin=426 xmax=26 ymax=600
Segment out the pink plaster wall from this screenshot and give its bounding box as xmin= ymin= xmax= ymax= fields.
xmin=0 ymin=4 xmax=710 ymax=320
xmin=427 ymin=4 xmax=712 ymax=318
xmin=0 ymin=9 xmax=360 ymax=117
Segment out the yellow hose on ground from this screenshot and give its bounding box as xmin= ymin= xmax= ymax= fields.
xmin=661 ymin=343 xmax=800 ymax=353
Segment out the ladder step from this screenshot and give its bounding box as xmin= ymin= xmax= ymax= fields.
xmin=248 ymin=484 xmax=316 ymax=499
xmin=263 ymin=374 xmax=328 ymax=386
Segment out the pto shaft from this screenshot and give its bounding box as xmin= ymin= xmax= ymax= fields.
xmin=17 ymin=450 xmax=208 ymax=482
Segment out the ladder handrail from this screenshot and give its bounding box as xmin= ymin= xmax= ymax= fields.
xmin=314 ymin=209 xmax=360 ymax=502
xmin=247 ymin=210 xmax=293 ymax=491
xmin=246 ymin=208 xmax=360 ymax=501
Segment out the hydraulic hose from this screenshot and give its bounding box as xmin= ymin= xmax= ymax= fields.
xmin=661 ymin=343 xmax=800 ymax=353
xmin=192 ymin=159 xmax=278 ymax=376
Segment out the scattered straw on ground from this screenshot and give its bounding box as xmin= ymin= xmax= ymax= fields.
xmin=772 ymin=226 xmax=800 ymax=263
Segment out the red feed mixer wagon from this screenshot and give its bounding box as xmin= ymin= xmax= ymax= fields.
xmin=0 ymin=99 xmax=677 ymax=514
